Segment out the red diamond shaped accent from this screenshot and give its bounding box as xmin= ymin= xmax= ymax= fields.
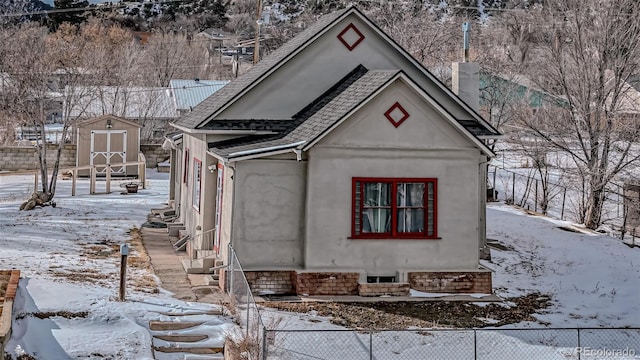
xmin=384 ymin=102 xmax=410 ymax=128
xmin=337 ymin=23 xmax=365 ymax=51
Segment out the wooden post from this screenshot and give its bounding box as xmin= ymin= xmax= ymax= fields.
xmin=105 ymin=164 xmax=111 ymax=194
xmin=34 ymin=171 xmax=38 ymax=193
xmin=90 ymin=167 xmax=96 ymax=195
xmin=492 ymin=167 xmax=497 ymax=200
xmin=141 ymin=162 xmax=146 ymax=189
xmin=119 ymin=244 xmax=129 ymax=301
xmin=72 ymin=169 xmax=77 ymax=197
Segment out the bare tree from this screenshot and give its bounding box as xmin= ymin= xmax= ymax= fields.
xmin=516 ymin=0 xmax=640 ymax=229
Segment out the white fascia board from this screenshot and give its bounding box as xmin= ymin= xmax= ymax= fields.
xmin=170 ymin=122 xmax=277 ymax=135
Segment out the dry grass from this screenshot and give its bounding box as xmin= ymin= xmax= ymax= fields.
xmin=126 ymin=227 xmax=159 ymax=293
xmin=49 ymin=269 xmax=114 ymax=284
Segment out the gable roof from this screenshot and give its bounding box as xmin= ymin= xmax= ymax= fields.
xmin=173 ymin=8 xmax=351 ymax=130
xmin=173 ymin=6 xmax=498 ymax=138
xmin=76 ymin=114 xmax=142 ymax=128
xmin=207 ymin=67 xmax=494 ymax=162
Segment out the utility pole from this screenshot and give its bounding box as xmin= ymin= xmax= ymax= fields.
xmin=253 ymin=0 xmax=263 ymax=64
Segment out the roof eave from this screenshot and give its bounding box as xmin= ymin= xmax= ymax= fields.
xmin=170 ymin=122 xmax=278 ymax=135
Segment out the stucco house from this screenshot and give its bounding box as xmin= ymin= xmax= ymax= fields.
xmin=165 ymin=6 xmax=500 ymax=296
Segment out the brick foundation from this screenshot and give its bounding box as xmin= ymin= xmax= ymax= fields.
xmin=358 ymin=282 xmax=410 ymax=297
xmin=408 ymin=270 xmax=492 ymax=293
xmin=244 ymin=271 xmax=295 ymax=294
xmin=293 ymin=272 xmax=359 ymax=296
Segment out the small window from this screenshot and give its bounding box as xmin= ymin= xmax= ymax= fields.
xmin=192 ymin=158 xmax=202 ymax=211
xmin=352 ymin=178 xmax=437 ymax=239
xmin=367 ymin=276 xmax=396 ymax=283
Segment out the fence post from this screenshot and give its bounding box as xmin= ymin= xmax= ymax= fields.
xmin=512 ymin=173 xmax=516 ymax=203
xmin=263 ymin=327 xmax=268 ymax=360
xmin=474 ymin=329 xmax=477 ymax=360
xmin=369 ymin=331 xmax=373 ymax=360
xmin=228 ymin=245 xmax=234 ymax=296
xmin=577 ymin=328 xmax=581 ymax=360
xmin=561 ymin=188 xmax=567 ymax=220
xmin=535 ymin=179 xmax=538 ymax=212
xmin=246 ymin=282 xmax=250 ymax=338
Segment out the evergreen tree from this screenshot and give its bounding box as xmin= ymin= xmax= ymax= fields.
xmin=49 ymin=0 xmax=89 ymax=31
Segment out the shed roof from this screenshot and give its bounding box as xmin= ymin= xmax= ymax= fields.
xmin=76 ymin=114 xmax=142 ymax=128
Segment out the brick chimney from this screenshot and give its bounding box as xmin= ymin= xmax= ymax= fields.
xmin=452 ymin=22 xmax=480 ymax=112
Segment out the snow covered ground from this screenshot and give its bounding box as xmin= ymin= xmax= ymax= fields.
xmin=1 ymin=170 xmax=639 ymax=359
xmin=0 ymin=171 xmax=234 ymax=359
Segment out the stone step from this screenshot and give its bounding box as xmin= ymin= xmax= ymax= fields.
xmin=149 ymin=320 xmax=204 ymax=331
xmin=157 ymin=309 xmax=222 ymax=316
xmin=153 ymin=334 xmax=208 ymax=342
xmin=183 ymin=355 xmax=224 ymax=360
xmin=153 ymin=346 xmax=223 ymax=354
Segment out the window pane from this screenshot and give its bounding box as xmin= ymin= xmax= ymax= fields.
xmin=363 ymin=182 xmax=390 ymax=206
xmin=362 ymin=208 xmax=391 ymax=233
xmin=397 ymin=209 xmax=425 ymax=233
xmin=354 ymin=181 xmax=361 ymax=235
xmin=397 ymin=183 xmax=424 ymax=206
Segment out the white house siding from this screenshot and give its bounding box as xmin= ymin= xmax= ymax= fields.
xmin=216 ymin=15 xmax=472 ymax=123
xmin=231 ymin=159 xmax=306 ymax=269
xmin=179 ymin=133 xmax=218 ymax=251
xmin=304 ymin=80 xmax=483 ymax=277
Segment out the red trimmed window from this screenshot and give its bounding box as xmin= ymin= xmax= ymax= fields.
xmin=352 ymin=178 xmax=437 ymax=239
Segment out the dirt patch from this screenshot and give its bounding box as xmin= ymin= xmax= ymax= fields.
xmin=49 ymin=269 xmax=114 ymax=284
xmin=126 ymin=227 xmax=159 ymax=293
xmin=16 ymin=310 xmax=89 ymax=320
xmin=82 ymin=244 xmax=119 ymax=259
xmin=265 ymin=293 xmax=552 ymax=329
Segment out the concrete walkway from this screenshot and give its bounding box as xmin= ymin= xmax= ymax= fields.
xmin=140 ymin=227 xmax=229 ymax=304
xmin=140 ymin=227 xmax=198 ymax=302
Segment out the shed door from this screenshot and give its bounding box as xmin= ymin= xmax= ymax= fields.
xmin=90 ymin=130 xmax=127 ymax=175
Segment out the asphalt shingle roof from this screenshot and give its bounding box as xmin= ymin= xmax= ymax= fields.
xmin=209 ymin=68 xmax=398 ymax=159
xmin=173 ymin=8 xmax=351 ymax=129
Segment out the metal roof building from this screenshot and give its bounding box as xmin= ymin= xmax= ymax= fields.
xmin=169 ymin=79 xmax=229 ymax=113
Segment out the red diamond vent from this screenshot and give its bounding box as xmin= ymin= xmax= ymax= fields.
xmin=337 ymin=23 xmax=365 ymax=51
xmin=384 ymin=102 xmax=410 ymax=128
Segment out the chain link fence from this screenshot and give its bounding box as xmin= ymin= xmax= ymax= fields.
xmin=487 ymin=165 xmax=634 ymax=240
xmin=263 ymin=328 xmax=640 ymax=359
xmin=227 ymin=244 xmax=266 ymax=359
xmin=227 ymin=246 xmax=639 ymax=359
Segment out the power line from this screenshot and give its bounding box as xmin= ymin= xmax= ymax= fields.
xmin=0 ymin=0 xmax=195 ymax=18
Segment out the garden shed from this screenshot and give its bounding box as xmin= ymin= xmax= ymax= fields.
xmin=75 ymin=115 xmax=141 ymax=177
